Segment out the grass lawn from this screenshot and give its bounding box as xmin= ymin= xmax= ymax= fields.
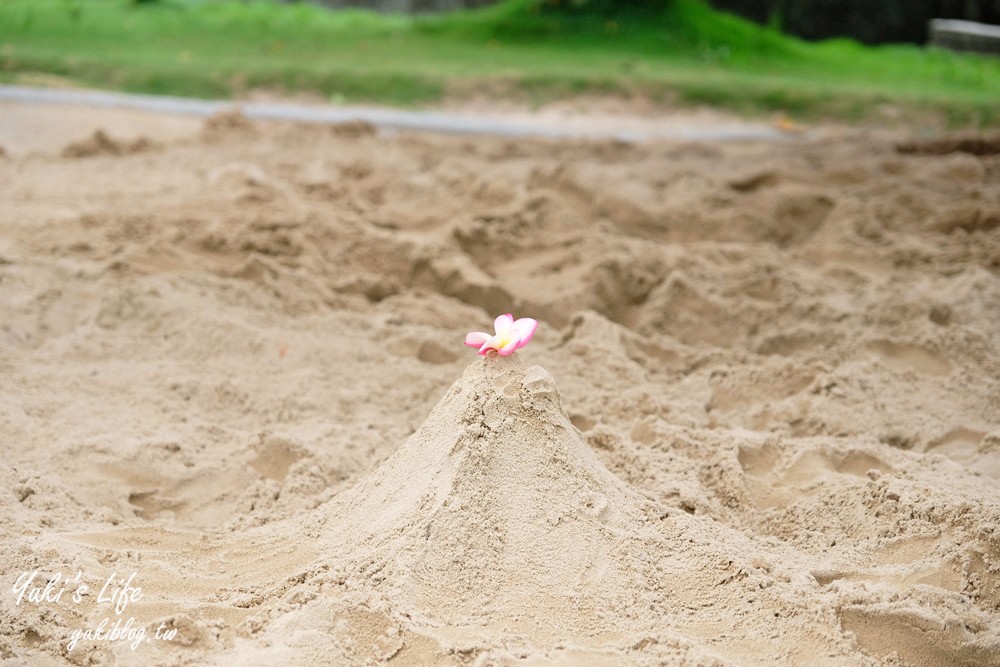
xmin=1 ymin=0 xmax=998 ymax=126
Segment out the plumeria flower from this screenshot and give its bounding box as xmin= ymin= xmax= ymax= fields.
xmin=465 ymin=314 xmax=538 ymax=357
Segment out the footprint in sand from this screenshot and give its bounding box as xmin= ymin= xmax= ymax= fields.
xmin=738 ymin=442 xmax=893 ymax=510
xmin=249 ymin=437 xmax=303 ymax=483
xmin=838 ymin=604 xmax=997 ymax=667
xmin=928 ymin=427 xmax=999 ymax=478
xmin=869 ymin=340 xmax=951 ymax=376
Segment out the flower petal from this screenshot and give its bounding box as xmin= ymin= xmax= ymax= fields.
xmin=496 ymin=332 xmax=522 ymax=356
xmin=479 ymin=335 xmax=501 ymax=356
xmin=512 ymin=318 xmax=538 ymax=348
xmin=494 ymin=313 xmax=514 ymax=337
xmin=464 ymin=331 xmax=492 ymax=347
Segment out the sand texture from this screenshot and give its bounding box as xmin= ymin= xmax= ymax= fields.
xmin=1 ymin=106 xmax=999 ymax=666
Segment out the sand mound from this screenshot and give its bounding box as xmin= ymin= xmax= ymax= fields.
xmin=61 ymin=129 xmax=155 ymax=158
xmin=897 ymin=134 xmax=1000 ymax=157
xmin=323 ymin=355 xmax=655 ymax=623
xmin=200 ymin=109 xmax=268 ymax=146
xmin=330 ymin=120 xmax=378 ymax=138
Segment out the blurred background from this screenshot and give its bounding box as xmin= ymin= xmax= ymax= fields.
xmin=0 ymin=0 xmax=998 ymax=127
xmin=709 ymin=0 xmax=1000 ymax=45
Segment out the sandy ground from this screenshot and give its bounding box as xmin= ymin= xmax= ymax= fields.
xmin=0 ymin=101 xmax=999 ymax=667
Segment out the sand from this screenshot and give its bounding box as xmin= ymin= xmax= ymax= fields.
xmin=0 ymin=102 xmax=999 ymax=666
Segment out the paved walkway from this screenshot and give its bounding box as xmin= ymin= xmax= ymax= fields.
xmin=0 ymin=84 xmax=793 ymax=143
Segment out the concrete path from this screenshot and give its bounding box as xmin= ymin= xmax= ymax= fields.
xmin=0 ymin=84 xmax=793 ymax=143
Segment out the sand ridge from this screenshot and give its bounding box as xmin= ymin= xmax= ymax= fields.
xmin=0 ymin=107 xmax=999 ymax=666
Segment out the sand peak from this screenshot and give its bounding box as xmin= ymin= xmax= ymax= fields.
xmin=320 ymin=355 xmax=653 ymax=625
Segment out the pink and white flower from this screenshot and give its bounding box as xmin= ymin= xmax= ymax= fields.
xmin=465 ymin=313 xmax=538 ymax=357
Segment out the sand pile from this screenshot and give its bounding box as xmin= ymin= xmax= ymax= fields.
xmin=61 ymin=129 xmax=155 ymax=159
xmin=322 ymin=355 xmax=656 ymax=626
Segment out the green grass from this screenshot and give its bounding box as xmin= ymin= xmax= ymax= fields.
xmin=0 ymin=0 xmax=998 ymax=126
